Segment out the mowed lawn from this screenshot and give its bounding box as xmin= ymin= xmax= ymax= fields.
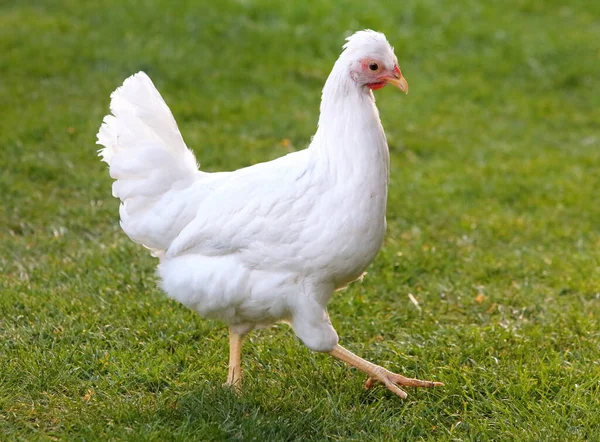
xmin=1 ymin=0 xmax=599 ymax=440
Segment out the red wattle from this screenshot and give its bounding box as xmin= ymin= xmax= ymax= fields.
xmin=367 ymin=82 xmax=386 ymax=90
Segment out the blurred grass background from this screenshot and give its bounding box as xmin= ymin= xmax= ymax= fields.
xmin=1 ymin=0 xmax=599 ymax=440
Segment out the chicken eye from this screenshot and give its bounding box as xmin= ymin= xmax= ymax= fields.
xmin=368 ymin=63 xmax=379 ymax=71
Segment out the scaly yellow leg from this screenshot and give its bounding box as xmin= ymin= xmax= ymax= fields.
xmin=329 ymin=344 xmax=443 ymax=399
xmin=225 ymin=328 xmax=243 ymax=393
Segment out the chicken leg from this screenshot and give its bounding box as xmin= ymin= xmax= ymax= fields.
xmin=225 ymin=328 xmax=243 ymax=392
xmin=329 ymin=344 xmax=443 ymax=399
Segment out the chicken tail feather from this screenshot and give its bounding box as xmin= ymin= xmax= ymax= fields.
xmin=96 ymin=72 xmax=200 ymax=255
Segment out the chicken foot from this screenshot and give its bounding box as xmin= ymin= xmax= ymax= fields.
xmin=329 ymin=344 xmax=443 ymax=399
xmin=225 ymin=328 xmax=243 ymax=393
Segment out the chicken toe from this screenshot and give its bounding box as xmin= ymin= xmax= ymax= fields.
xmin=329 ymin=344 xmax=443 ymax=399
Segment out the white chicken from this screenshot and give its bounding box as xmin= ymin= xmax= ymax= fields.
xmin=97 ymin=30 xmax=443 ymax=398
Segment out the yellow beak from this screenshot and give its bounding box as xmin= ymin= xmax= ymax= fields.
xmin=387 ymin=75 xmax=409 ymax=94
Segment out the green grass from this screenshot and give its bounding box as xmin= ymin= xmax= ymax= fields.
xmin=1 ymin=0 xmax=599 ymax=440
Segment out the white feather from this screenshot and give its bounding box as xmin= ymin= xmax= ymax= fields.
xmin=97 ymin=30 xmax=398 ymax=351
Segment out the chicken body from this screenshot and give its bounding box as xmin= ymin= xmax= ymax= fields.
xmin=160 ymin=77 xmax=389 ymax=352
xmin=97 ymin=30 xmax=442 ymax=398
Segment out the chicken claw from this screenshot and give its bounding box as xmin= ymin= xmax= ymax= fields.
xmin=329 ymin=344 xmax=443 ymax=399
xmin=363 ymin=371 xmax=444 ymax=399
